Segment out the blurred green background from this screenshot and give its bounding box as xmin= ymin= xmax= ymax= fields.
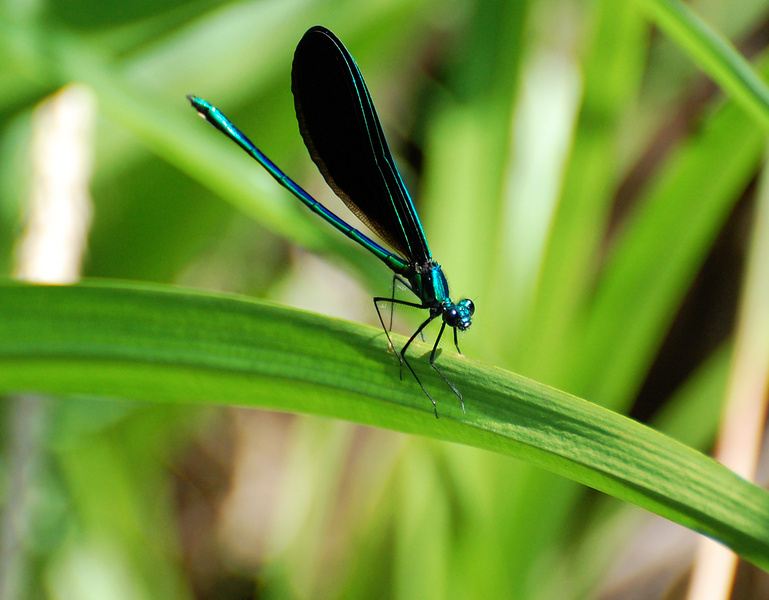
xmin=1 ymin=0 xmax=767 ymax=597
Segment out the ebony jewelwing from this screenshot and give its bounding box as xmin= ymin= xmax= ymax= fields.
xmin=188 ymin=26 xmax=474 ymax=417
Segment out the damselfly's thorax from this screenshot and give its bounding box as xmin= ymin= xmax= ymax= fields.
xmin=408 ymin=262 xmax=474 ymax=332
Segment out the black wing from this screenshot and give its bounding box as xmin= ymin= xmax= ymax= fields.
xmin=291 ymin=26 xmax=431 ymax=265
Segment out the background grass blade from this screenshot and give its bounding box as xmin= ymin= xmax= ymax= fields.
xmin=642 ymin=0 xmax=769 ymax=129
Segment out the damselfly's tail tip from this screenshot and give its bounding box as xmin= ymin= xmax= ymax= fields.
xmin=186 ymin=95 xmax=200 ymax=112
xmin=187 ymin=95 xmax=206 ymax=113
xmin=187 ymin=95 xmax=211 ymax=122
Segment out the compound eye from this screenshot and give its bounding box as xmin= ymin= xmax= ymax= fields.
xmin=444 ymin=307 xmax=460 ymax=326
xmin=461 ymin=299 xmax=475 ymax=316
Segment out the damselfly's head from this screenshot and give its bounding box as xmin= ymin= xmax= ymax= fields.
xmin=443 ymin=298 xmax=474 ymax=332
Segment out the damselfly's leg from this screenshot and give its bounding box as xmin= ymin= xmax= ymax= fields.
xmin=373 ymin=296 xmax=426 ymax=375
xmin=373 ymin=299 xmax=463 ymax=417
xmin=374 ymin=296 xmax=398 ymax=355
xmin=382 ymin=275 xmax=425 ymax=341
xmin=400 ymin=314 xmax=439 ymax=417
xmin=388 ymin=275 xmax=411 ymax=330
xmin=453 ymin=327 xmax=464 ymax=356
xmin=430 ymin=323 xmax=465 ymax=413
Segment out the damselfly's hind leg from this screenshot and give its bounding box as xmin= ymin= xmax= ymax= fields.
xmin=374 ymin=297 xmax=399 ymax=356
xmin=400 ymin=315 xmax=439 ymax=417
xmin=373 ymin=295 xmax=426 ymax=377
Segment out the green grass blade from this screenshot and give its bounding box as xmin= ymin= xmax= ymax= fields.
xmin=521 ymin=0 xmax=649 ymax=378
xmin=641 ymin=0 xmax=769 ymax=129
xmin=573 ymin=96 xmax=763 ymax=405
xmin=1 ymin=279 xmax=768 ymax=569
